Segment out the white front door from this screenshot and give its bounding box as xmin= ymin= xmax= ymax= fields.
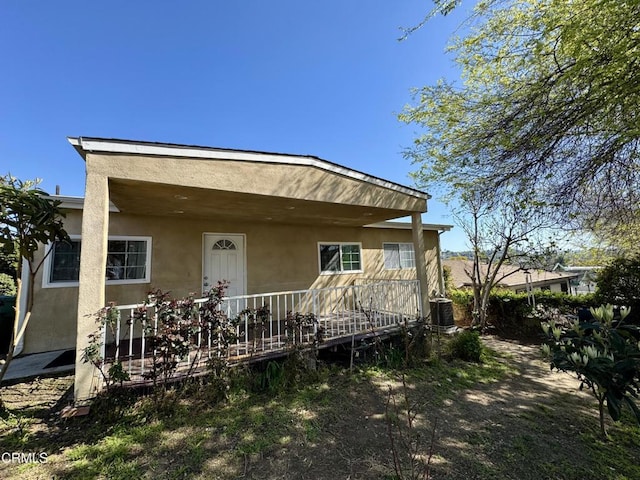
xmin=203 ymin=234 xmax=246 ymax=297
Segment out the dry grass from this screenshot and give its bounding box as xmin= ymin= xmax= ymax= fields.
xmin=1 ymin=336 xmax=639 ymax=479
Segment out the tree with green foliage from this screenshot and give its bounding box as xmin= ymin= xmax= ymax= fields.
xmin=0 ymin=175 xmax=68 ymax=390
xmin=541 ymin=305 xmax=640 ymax=438
xmin=0 ymin=274 xmax=16 ymax=296
xmin=563 ymin=247 xmax=615 ymax=268
xmin=0 ymin=243 xmax=18 ymax=296
xmin=454 ymin=190 xmax=556 ymax=329
xmin=401 ymin=0 xmax=640 ymax=253
xmin=0 ymin=249 xmax=17 ymax=278
xmin=595 ymin=257 xmax=640 ymax=322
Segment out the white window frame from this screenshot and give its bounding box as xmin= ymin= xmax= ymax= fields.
xmin=317 ymin=242 xmax=363 ymax=275
xmin=43 ymin=235 xmax=152 ymax=288
xmin=383 ymin=242 xmax=416 ymax=270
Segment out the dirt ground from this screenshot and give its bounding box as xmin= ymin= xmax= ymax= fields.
xmin=0 ymin=336 xmax=637 ymax=480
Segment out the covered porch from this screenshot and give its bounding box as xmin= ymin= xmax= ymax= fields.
xmin=69 ymin=137 xmax=434 ymax=402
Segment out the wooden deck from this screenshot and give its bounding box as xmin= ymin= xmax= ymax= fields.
xmin=102 ymin=310 xmax=417 ymax=387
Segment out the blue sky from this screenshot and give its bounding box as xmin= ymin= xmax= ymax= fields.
xmin=0 ymin=1 xmax=470 ymax=250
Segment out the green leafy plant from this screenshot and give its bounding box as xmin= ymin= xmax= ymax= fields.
xmin=285 ymin=311 xmax=322 ymax=346
xmin=0 ymin=248 xmax=17 ymax=280
xmin=449 ymin=288 xmax=598 ymax=335
xmin=0 ymin=273 xmax=15 ymax=296
xmin=240 ymin=304 xmax=271 ymax=356
xmin=596 ymin=257 xmax=640 ymax=323
xmin=541 ymin=304 xmax=640 ymax=437
xmin=82 ymin=303 xmax=131 ymax=392
xmin=83 ymin=282 xmax=338 ymax=407
xmin=0 ymin=175 xmax=68 ymax=389
xmin=447 ymin=329 xmax=483 ymax=363
xmin=83 ymin=282 xmax=239 ymax=409
xmin=139 ymin=289 xmax=204 ymax=387
xmin=253 ymin=360 xmax=286 ymax=393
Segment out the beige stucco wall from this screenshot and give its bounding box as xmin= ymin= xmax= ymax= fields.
xmin=549 ymin=283 xmax=563 ymax=293
xmin=89 ymin=153 xmax=426 ymax=213
xmin=24 ymin=210 xmax=441 ymax=354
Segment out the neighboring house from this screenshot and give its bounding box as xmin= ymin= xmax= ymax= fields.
xmin=19 ymin=137 xmax=452 ymax=401
xmin=444 ymin=259 xmax=580 ymax=294
xmin=552 ymin=264 xmax=601 ymax=294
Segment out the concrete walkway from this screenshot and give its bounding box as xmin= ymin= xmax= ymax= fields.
xmin=2 ymin=349 xmax=74 ymax=382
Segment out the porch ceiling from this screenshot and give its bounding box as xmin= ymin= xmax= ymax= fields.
xmin=108 ymin=179 xmax=413 ymax=226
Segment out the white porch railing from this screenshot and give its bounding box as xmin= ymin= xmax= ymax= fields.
xmin=100 ymin=279 xmax=421 ymax=384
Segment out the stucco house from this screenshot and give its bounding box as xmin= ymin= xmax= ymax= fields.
xmin=444 ymin=259 xmax=580 ymax=293
xmin=552 ymin=264 xmax=600 ymax=294
xmin=18 ymin=137 xmax=451 ymax=401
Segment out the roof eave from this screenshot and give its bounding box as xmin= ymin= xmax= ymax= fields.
xmin=46 ymin=194 xmax=120 ymax=213
xmin=365 ymin=221 xmax=453 ymax=232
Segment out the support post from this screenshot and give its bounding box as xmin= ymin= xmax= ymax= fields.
xmin=74 ymin=169 xmax=110 ymax=403
xmin=411 ymin=212 xmax=430 ymax=322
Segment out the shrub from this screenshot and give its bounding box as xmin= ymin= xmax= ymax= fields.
xmin=442 ymin=264 xmax=454 ymax=294
xmin=0 ymin=273 xmax=15 ymax=296
xmin=541 ymin=304 xmax=640 ymax=437
xmin=449 ymin=289 xmax=599 ymax=335
xmin=447 ymin=330 xmax=483 ymax=362
xmin=83 ymin=282 xmax=238 ymax=408
xmin=448 ymin=289 xmax=473 ymax=306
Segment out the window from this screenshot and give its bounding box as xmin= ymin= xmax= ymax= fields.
xmin=383 ymin=243 xmax=415 ymax=269
xmin=44 ymin=236 xmax=151 ymax=287
xmin=106 ymin=239 xmax=149 ymax=281
xmin=212 ymin=239 xmax=237 ymax=250
xmin=318 ymin=243 xmax=362 ymax=273
xmin=49 ymin=239 xmax=82 ymax=283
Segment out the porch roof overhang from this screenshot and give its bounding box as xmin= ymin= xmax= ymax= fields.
xmin=365 ymin=221 xmax=453 ymax=233
xmin=68 ymin=137 xmax=431 ymax=226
